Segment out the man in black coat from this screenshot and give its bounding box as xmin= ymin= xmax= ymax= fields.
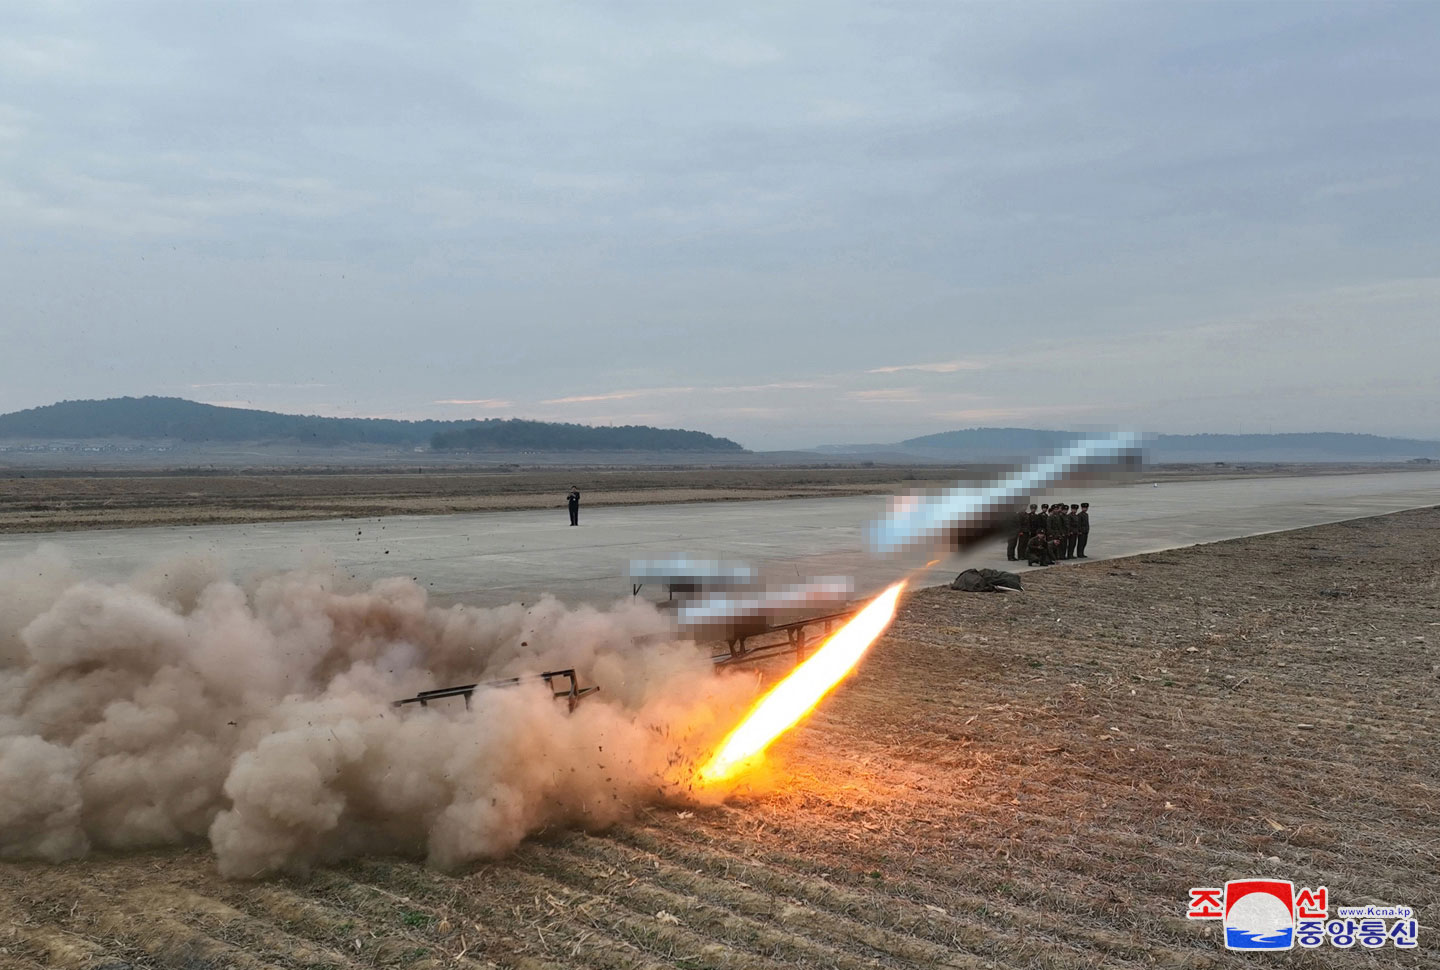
xmin=567 ymin=486 xmax=580 ymax=526
xmin=1047 ymin=504 xmax=1066 ymax=563
xmin=1006 ymin=507 xmax=1028 ymax=561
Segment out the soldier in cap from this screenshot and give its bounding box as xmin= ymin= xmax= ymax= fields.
xmin=1065 ymin=504 xmax=1080 ymax=559
xmin=1047 ymin=503 xmax=1066 ymax=563
xmin=1007 ymin=505 xmax=1028 ymax=561
xmin=1076 ymin=502 xmax=1091 ymax=557
xmin=1026 ymin=529 xmax=1051 ymax=566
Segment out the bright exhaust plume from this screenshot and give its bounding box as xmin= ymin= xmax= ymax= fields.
xmin=697 ymin=582 xmax=905 ymax=784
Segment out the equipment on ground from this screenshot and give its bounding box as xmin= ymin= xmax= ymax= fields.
xmin=393 ymin=669 xmax=598 ymax=712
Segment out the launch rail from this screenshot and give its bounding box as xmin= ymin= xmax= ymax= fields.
xmin=710 ymin=608 xmax=857 ymax=667
xmin=393 ymin=668 xmax=599 ymax=712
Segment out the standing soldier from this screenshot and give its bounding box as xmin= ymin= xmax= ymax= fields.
xmin=567 ymin=486 xmax=581 ymax=526
xmin=1007 ymin=506 xmax=1027 ymax=562
xmin=1066 ymin=504 xmax=1080 ymax=559
xmin=1048 ymin=504 xmax=1066 ymax=563
xmin=1076 ymin=502 xmax=1091 ymax=558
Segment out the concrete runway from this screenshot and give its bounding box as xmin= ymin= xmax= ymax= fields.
xmin=1 ymin=470 xmax=1436 ymax=608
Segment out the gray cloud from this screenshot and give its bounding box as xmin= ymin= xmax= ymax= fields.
xmin=1 ymin=2 xmax=1437 ymax=448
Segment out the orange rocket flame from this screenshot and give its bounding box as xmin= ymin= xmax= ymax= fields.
xmin=697 ymin=582 xmax=906 ymax=784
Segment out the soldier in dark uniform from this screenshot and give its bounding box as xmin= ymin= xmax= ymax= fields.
xmin=567 ymin=486 xmax=580 ymax=526
xmin=1006 ymin=507 xmax=1027 ymax=561
xmin=1048 ymin=504 xmax=1066 ymax=563
xmin=1066 ymin=504 xmax=1080 ymax=559
xmin=1026 ymin=530 xmax=1051 ymax=565
xmin=1076 ymin=502 xmax=1091 ymax=558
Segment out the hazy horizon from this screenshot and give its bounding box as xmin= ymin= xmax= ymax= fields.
xmin=3 ymin=3 xmax=1437 ymax=449
xmin=4 ymin=395 xmax=1440 ymax=455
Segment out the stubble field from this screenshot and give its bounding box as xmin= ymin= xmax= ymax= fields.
xmin=2 ymin=508 xmax=1436 ymax=969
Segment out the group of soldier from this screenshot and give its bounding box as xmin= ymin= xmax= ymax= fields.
xmin=1005 ymin=502 xmax=1091 ymax=566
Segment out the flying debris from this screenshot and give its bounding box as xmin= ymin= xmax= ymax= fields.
xmin=866 ymin=431 xmax=1143 ymax=558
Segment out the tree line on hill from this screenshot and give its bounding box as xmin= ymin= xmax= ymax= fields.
xmin=428 ymin=420 xmax=741 ymax=452
xmin=0 ymin=397 xmax=744 ymax=452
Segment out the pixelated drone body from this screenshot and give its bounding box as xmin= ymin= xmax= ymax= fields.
xmin=865 ymin=432 xmax=1143 ymax=558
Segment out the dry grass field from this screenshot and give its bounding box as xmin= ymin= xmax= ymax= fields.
xmin=2 ymin=508 xmax=1437 ymax=969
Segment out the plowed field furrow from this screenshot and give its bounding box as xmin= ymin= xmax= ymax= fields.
xmin=0 ymin=955 xmax=49 ymax=970
xmin=519 ymin=836 xmax=988 ymax=969
xmin=4 ymin=509 xmax=1439 ymax=968
xmin=485 ymin=858 xmax=819 ymax=970
xmin=0 ymin=917 xmax=125 ymax=970
xmin=667 ymin=803 xmax=1199 ymax=913
xmin=619 ymin=821 xmax=1206 ymax=962
xmin=205 ymin=882 xmax=370 ymax=964
xmin=341 ymin=859 xmax=666 ymax=970
xmin=551 ymin=828 xmax=1217 ymax=970
xmin=308 ymin=866 xmax=554 ymax=969
xmin=13 ymin=877 xmax=280 ymax=970
xmin=1060 ymin=694 xmax=1437 ymax=742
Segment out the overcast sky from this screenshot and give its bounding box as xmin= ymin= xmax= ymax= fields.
xmin=2 ymin=2 xmax=1437 ymax=449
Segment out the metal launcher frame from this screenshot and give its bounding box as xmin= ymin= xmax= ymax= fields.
xmin=393 ymin=668 xmax=599 ymax=712
xmin=392 ymin=611 xmax=858 ymax=711
xmin=711 ymin=609 xmax=856 ymax=667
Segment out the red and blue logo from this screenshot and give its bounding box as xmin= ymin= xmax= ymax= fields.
xmin=1222 ymin=879 xmax=1295 ymax=950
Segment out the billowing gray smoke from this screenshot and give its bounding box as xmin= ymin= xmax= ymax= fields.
xmin=0 ymin=547 xmax=757 ymax=877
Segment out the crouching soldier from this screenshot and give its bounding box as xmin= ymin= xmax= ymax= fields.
xmin=1027 ymin=530 xmax=1051 ymax=566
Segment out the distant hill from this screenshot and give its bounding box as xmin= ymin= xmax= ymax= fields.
xmin=1144 ymin=432 xmax=1440 ymax=463
xmin=818 ymin=427 xmax=1440 ymax=463
xmin=430 ymin=420 xmax=740 ymax=452
xmin=0 ymin=397 xmax=744 ymax=452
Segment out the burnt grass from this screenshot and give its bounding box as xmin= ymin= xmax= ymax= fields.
xmin=2 ymin=509 xmax=1437 ymax=968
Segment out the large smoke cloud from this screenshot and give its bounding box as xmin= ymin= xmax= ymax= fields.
xmin=0 ymin=547 xmax=755 ymax=877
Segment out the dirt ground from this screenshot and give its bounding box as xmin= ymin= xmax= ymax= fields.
xmin=3 ymin=508 xmax=1437 ymax=968
xmin=0 ymin=462 xmax=1424 ymax=534
xmin=0 ymin=467 xmax=981 ymax=534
